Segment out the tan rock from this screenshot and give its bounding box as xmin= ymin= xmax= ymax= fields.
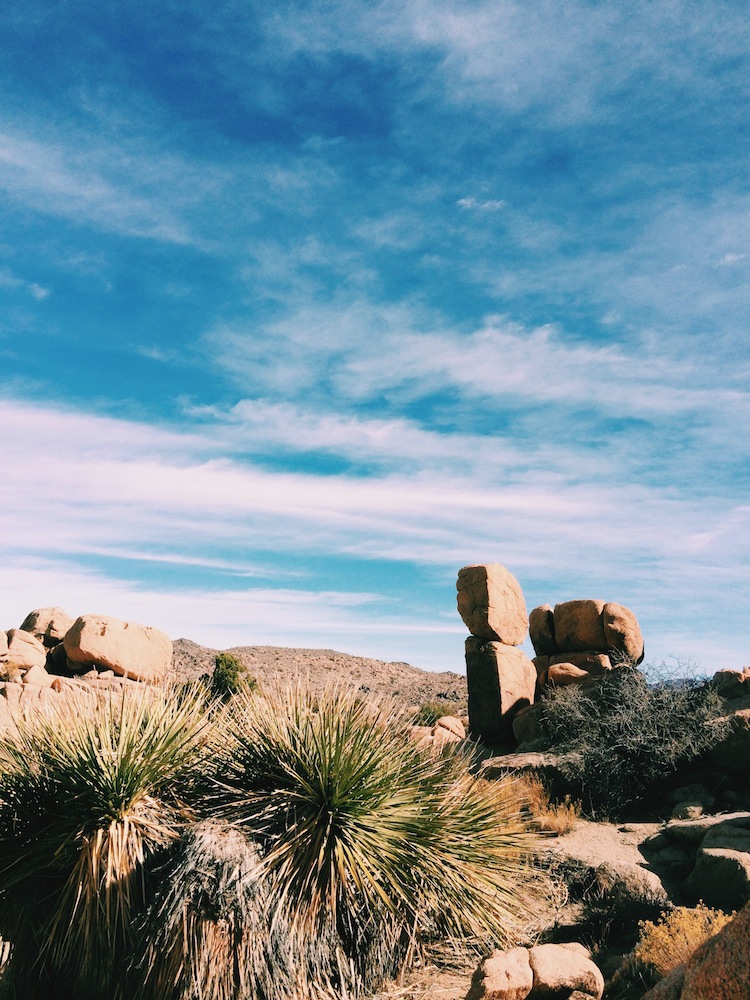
xmin=642 ymin=901 xmax=750 ymax=1000
xmin=457 ymin=564 xmax=528 ymax=645
xmin=549 ymin=651 xmax=612 ymax=674
xmin=553 ymin=600 xmax=607 ymax=652
xmin=19 ymin=607 xmax=76 ymax=648
xmin=465 ymin=638 xmax=536 ymax=744
xmin=22 ymin=664 xmax=54 ymax=688
xmin=529 ymin=604 xmax=557 ymax=656
xmin=467 ymin=946 xmax=533 ymax=1000
xmin=6 ymin=629 xmax=47 ymax=670
xmin=63 ymin=614 xmax=172 ymax=683
xmin=434 ymin=715 xmax=466 ymax=739
xmin=0 ymin=631 xmax=7 ymax=661
xmin=602 ymin=602 xmax=644 ymax=664
xmin=528 ymin=942 xmax=604 ymax=998
xmin=547 ymin=662 xmax=590 ymax=686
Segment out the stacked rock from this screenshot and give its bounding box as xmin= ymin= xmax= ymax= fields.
xmin=457 ymin=564 xmax=536 ymax=744
xmin=529 ymin=599 xmax=644 ymax=689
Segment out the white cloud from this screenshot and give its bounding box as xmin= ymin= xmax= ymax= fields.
xmin=0 ymin=266 xmax=49 ymax=299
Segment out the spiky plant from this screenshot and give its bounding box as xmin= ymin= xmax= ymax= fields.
xmin=0 ymin=685 xmax=211 ymax=999
xmin=213 ymin=684 xmax=545 ymax=997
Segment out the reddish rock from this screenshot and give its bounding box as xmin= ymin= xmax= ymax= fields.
xmin=553 ymin=600 xmax=607 ymax=652
xmin=457 ymin=564 xmax=528 ymax=645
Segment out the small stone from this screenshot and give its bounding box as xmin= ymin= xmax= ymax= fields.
xmin=547 ymin=662 xmax=590 ymax=686
xmin=467 ymin=947 xmax=533 ymax=1000
xmin=22 ymin=664 xmax=54 ymax=688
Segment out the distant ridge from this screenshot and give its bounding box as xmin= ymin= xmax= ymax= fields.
xmin=171 ymin=638 xmax=467 ymax=712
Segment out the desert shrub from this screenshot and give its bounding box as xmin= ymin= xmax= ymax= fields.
xmin=211 ymin=651 xmax=257 ymax=700
xmin=213 ymin=684 xmax=547 ymax=997
xmin=536 ymin=665 xmax=728 ymax=819
xmin=412 ymin=700 xmax=446 ymax=726
xmin=132 ymin=819 xmax=299 ymax=1000
xmin=0 ymin=687 xmax=210 ymax=1000
xmin=515 ymin=774 xmax=580 ymax=835
xmin=609 ymin=904 xmax=734 ymax=996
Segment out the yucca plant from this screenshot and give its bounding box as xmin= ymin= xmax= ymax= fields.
xmin=0 ymin=685 xmax=211 ymax=999
xmin=213 ymin=684 xmax=546 ymax=997
xmin=133 ymin=818 xmax=299 ymax=1000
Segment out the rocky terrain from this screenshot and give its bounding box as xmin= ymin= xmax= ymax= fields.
xmin=171 ymin=637 xmax=468 ymax=712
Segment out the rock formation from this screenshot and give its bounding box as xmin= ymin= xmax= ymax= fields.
xmin=529 ymin=599 xmax=644 ymax=690
xmin=457 ymin=564 xmax=536 ymax=744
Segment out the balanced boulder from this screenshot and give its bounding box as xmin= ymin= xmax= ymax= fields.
xmin=63 ymin=614 xmax=172 ymax=683
xmin=457 ymin=564 xmax=528 ymax=645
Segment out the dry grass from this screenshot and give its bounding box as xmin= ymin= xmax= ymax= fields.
xmin=609 ymin=903 xmax=735 ymax=996
xmin=515 ymin=774 xmax=581 ymax=835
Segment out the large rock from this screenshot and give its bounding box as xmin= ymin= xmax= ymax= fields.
xmin=553 ymin=600 xmax=607 ymax=652
xmin=707 ymin=709 xmax=750 ymax=775
xmin=0 ymin=631 xmax=7 ymax=662
xmin=602 ymin=602 xmax=644 ymax=664
xmin=467 ymin=946 xmax=533 ymax=1000
xmin=465 ymin=638 xmax=535 ymax=743
xmin=683 ymin=814 xmax=750 ymax=910
xmin=468 ymin=943 xmax=603 ymax=1000
xmin=19 ymin=607 xmax=76 ymax=648
xmin=457 ymin=564 xmax=528 ymax=645
xmin=5 ymin=629 xmax=47 ymax=671
xmin=642 ymin=901 xmax=750 ymax=999
xmin=529 ymin=604 xmax=557 ymax=656
xmin=63 ymin=615 xmax=172 ymax=683
xmin=547 ymin=662 xmax=591 ymax=686
xmin=528 ymin=943 xmax=604 ymax=998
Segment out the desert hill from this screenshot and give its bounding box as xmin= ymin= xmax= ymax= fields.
xmin=171 ymin=638 xmax=468 ymax=713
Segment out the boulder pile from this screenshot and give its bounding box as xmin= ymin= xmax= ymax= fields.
xmin=1 ymin=606 xmax=173 ymax=730
xmin=529 ymin=598 xmax=644 ymax=689
xmin=457 ymin=563 xmax=645 ymax=745
xmin=457 ymin=564 xmax=536 ymax=743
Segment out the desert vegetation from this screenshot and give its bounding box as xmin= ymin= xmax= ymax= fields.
xmin=533 ymin=663 xmax=729 ymax=819
xmin=0 ymin=683 xmax=548 ymax=1000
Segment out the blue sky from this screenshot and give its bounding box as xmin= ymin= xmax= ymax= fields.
xmin=1 ymin=0 xmax=748 ymax=673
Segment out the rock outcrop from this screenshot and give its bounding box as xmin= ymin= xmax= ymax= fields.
xmin=64 ymin=614 xmax=172 ymax=683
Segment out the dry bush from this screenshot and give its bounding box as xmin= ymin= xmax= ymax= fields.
xmin=609 ymin=903 xmax=734 ymax=996
xmin=515 ymin=774 xmax=580 ymax=836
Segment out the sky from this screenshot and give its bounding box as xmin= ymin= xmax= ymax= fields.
xmin=1 ymin=0 xmax=748 ymax=674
